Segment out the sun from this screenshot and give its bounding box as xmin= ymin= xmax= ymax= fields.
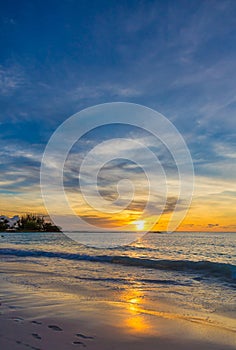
xmin=133 ymin=220 xmax=145 ymax=231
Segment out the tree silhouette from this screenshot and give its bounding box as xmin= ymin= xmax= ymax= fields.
xmin=19 ymin=214 xmax=61 ymax=232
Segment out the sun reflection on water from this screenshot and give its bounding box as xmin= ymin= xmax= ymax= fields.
xmin=121 ymin=289 xmax=155 ymax=335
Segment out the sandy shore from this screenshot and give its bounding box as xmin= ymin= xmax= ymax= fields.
xmin=0 ymin=273 xmax=236 ymax=350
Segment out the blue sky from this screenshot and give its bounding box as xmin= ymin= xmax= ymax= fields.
xmin=0 ymin=0 xmax=236 ymax=230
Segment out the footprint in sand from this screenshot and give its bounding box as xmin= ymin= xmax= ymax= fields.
xmin=72 ymin=341 xmax=86 ymax=347
xmin=31 ymin=320 xmax=42 ymax=325
xmin=32 ymin=333 xmax=42 ymax=340
xmin=11 ymin=316 xmax=24 ymax=322
xmin=48 ymin=324 xmax=63 ymax=331
xmin=76 ymin=333 xmax=94 ymax=340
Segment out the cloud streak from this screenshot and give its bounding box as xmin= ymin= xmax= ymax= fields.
xmin=0 ymin=1 xmax=236 ymax=229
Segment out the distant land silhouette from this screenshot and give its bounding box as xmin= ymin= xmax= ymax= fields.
xmin=0 ymin=214 xmax=61 ymax=232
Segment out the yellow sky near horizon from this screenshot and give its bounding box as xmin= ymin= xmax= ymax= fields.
xmin=1 ymin=175 xmax=235 ymax=232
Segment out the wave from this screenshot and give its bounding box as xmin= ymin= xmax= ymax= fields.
xmin=75 ymin=276 xmax=190 ymax=286
xmin=0 ymin=248 xmax=235 ymax=284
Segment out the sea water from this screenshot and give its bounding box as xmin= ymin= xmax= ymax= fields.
xmin=0 ymin=231 xmax=235 ymax=330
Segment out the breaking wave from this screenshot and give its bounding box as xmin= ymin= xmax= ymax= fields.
xmin=0 ymin=248 xmax=235 ymax=284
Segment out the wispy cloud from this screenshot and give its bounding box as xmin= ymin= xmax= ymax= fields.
xmin=69 ymin=83 xmax=141 ymax=101
xmin=0 ymin=64 xmax=25 ymax=95
xmin=1 ymin=1 xmax=236 ymax=229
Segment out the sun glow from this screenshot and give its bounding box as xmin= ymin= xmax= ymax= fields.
xmin=133 ymin=220 xmax=145 ymax=231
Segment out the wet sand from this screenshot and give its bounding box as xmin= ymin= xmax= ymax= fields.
xmin=0 ymin=273 xmax=235 ymax=350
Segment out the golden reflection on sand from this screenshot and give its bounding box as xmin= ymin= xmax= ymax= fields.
xmin=121 ymin=288 xmax=156 ymax=335
xmin=112 ymin=287 xmax=236 ymax=337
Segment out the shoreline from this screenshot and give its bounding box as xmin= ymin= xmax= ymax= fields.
xmin=0 ymin=230 xmax=62 ymax=233
xmin=0 ymin=268 xmax=235 ymax=350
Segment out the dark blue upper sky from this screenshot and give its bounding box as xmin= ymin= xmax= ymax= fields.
xmin=1 ymin=1 xmax=236 ymax=138
xmin=0 ymin=0 xmax=236 ymax=229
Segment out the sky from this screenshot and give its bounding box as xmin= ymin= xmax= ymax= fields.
xmin=0 ymin=0 xmax=236 ymax=232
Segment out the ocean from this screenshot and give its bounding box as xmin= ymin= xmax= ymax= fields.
xmin=0 ymin=231 xmax=235 ymax=334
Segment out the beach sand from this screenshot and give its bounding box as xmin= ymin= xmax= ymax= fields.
xmin=0 ymin=271 xmax=235 ymax=350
